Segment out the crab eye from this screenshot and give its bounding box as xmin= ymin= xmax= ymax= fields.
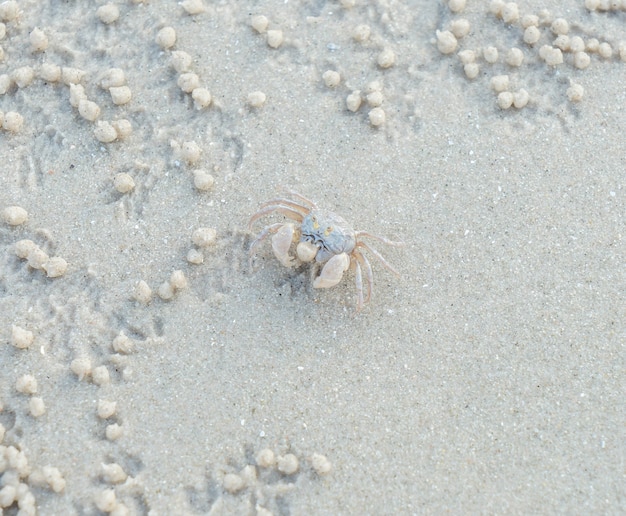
xmin=312 ymin=217 xmax=320 ymax=230
xmin=324 ymin=226 xmax=333 ymax=236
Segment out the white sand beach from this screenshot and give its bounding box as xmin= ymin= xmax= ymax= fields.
xmin=0 ymin=0 xmax=624 ymax=514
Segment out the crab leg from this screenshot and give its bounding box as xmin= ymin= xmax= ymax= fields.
xmin=259 ymin=198 xmax=311 ymax=216
xmin=353 ymin=249 xmax=373 ymax=303
xmin=277 ymin=187 xmax=317 ymax=208
xmin=355 ymin=231 xmax=404 ymax=247
xmin=353 ymin=256 xmax=364 ymax=312
xmin=355 ymin=241 xmax=401 ymax=277
xmin=248 ymin=205 xmax=305 ymax=229
xmin=248 ymin=222 xmax=286 ymax=267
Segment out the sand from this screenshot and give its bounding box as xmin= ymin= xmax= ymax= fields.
xmin=0 ymin=0 xmax=624 ymax=514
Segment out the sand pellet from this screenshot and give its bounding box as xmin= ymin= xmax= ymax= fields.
xmin=192 ymin=169 xmax=214 ymax=190
xmin=70 ymin=357 xmax=92 ymax=380
xmin=102 ymin=463 xmax=127 ymax=484
xmin=368 ymin=107 xmax=385 ymax=126
xmin=0 ymin=74 xmax=11 ymax=94
xmin=223 ymin=473 xmax=244 ymax=493
xmin=346 ymin=91 xmax=361 ymax=112
xmin=436 ymin=30 xmax=457 ymax=54
xmin=574 ymin=51 xmax=591 ymax=69
xmin=192 ymin=87 xmax=211 ymax=108
xmin=16 ymin=374 xmax=37 ymax=395
xmin=187 ymin=248 xmax=204 ymax=264
xmin=256 ymin=448 xmax=276 ymax=468
xmin=94 ymin=121 xmax=118 ymax=142
xmin=14 ymin=239 xmax=36 ymax=259
xmin=133 ymin=280 xmax=152 ymax=304
xmin=567 ymin=83 xmax=584 ymax=102
xmin=29 ymin=27 xmax=48 ymax=52
xmin=171 ymin=51 xmax=192 ymax=73
xmin=192 ymin=227 xmax=217 ymax=247
xmin=3 ymin=205 xmax=28 ymax=225
xmin=13 ymin=66 xmax=34 ymax=88
xmin=506 ymin=48 xmax=524 ymax=66
xmin=554 ymin=36 xmax=570 ymax=52
xmin=523 ymin=26 xmax=541 ymax=45
xmin=12 ymin=325 xmax=34 ymax=349
xmin=267 ymin=29 xmax=284 ymax=48
xmin=490 ymin=74 xmax=509 ymax=92
xmin=322 ymin=70 xmax=340 ymax=87
xmin=570 ymin=36 xmax=585 ymax=53
xmin=100 ymin=68 xmax=125 ymax=89
xmin=110 ymin=86 xmax=132 ymax=105
xmin=551 ymin=18 xmax=569 ymax=35
xmin=157 ymin=281 xmax=175 ymax=300
xmin=29 ymin=397 xmax=45 ymax=417
xmin=598 ymin=42 xmax=612 ymax=58
xmin=497 ymin=91 xmax=514 ymax=109
xmin=39 ymin=63 xmax=61 ymax=82
xmin=27 ymin=247 xmax=49 ymax=269
xmin=458 ymin=50 xmax=476 ymax=64
xmin=112 ymin=331 xmax=134 ymax=354
xmin=464 ymin=62 xmax=480 ymax=79
xmin=365 ymin=90 xmax=383 ymax=107
xmin=450 ymin=19 xmax=470 ymax=39
xmin=112 ymin=119 xmax=132 ymax=138
xmin=353 ymin=24 xmax=370 ymax=42
xmin=62 ymin=67 xmax=86 ymax=85
xmin=377 ymin=48 xmax=396 ymax=68
xmin=43 ymin=257 xmax=68 ymax=278
xmin=155 ymin=26 xmax=176 ymax=49
xmin=92 ymin=366 xmax=111 ymax=386
xmin=483 ymin=46 xmax=499 ymax=63
xmin=448 ymin=0 xmax=466 ymax=13
xmin=106 ymin=423 xmax=123 ymax=440
xmin=113 ymin=173 xmax=135 ymax=193
xmin=97 ymin=399 xmax=117 ymax=419
xmin=181 ymin=141 xmax=201 ymax=163
xmin=310 ymin=453 xmax=332 ymax=475
xmin=97 ymin=4 xmax=119 ymax=24
xmin=3 ymin=111 xmax=23 ymax=132
xmin=501 ymin=2 xmax=519 ymax=23
xmin=169 ymin=270 xmax=188 ymax=290
xmin=69 ymin=83 xmax=87 ymax=107
xmin=251 ymin=15 xmax=268 ymax=34
xmin=513 ymin=89 xmax=529 ymax=108
xmin=181 ymin=0 xmax=206 ymax=15
xmin=277 ymin=454 xmax=299 ymax=475
xmin=78 ymin=99 xmax=101 ymax=122
xmin=95 ymin=489 xmax=117 ymax=512
xmin=0 ymin=1 xmax=18 ymax=21
xmin=178 ymin=72 xmax=200 ymax=93
xmin=247 ymin=90 xmax=266 ymax=107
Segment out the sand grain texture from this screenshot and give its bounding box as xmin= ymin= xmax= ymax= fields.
xmin=0 ymin=0 xmax=624 ymax=513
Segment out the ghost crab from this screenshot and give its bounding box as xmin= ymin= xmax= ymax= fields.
xmin=249 ymin=189 xmax=403 ymax=311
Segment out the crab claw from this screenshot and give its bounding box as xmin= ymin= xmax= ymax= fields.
xmin=313 ymin=252 xmax=350 ymax=289
xmin=272 ymin=223 xmax=296 ymax=267
xmin=296 ymin=241 xmax=318 ymax=262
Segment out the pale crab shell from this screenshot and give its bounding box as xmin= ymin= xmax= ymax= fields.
xmin=313 ymin=252 xmax=350 ymax=289
xmin=271 ymin=223 xmax=296 ymax=267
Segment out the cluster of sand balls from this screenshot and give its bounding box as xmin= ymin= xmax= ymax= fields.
xmin=326 ymin=20 xmax=401 ymax=127
xmin=131 ymin=269 xmax=189 ymax=304
xmin=250 ymin=15 xmax=284 ymax=49
xmin=38 ymin=63 xmax=132 ymax=142
xmin=187 ymin=227 xmax=217 ymax=265
xmin=155 ymin=25 xmax=212 ymax=110
xmin=219 ymin=447 xmax=332 ymax=508
xmin=0 ymin=435 xmax=66 ymax=514
xmin=170 ymin=139 xmax=216 ymax=192
xmin=10 ymin=326 xmax=44 ymax=415
xmin=436 ymin=0 xmax=626 ymax=108
xmin=585 ymin=0 xmax=626 ymax=10
xmin=13 ymin=238 xmax=68 ymax=278
xmin=93 ymin=461 xmax=137 ymax=515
